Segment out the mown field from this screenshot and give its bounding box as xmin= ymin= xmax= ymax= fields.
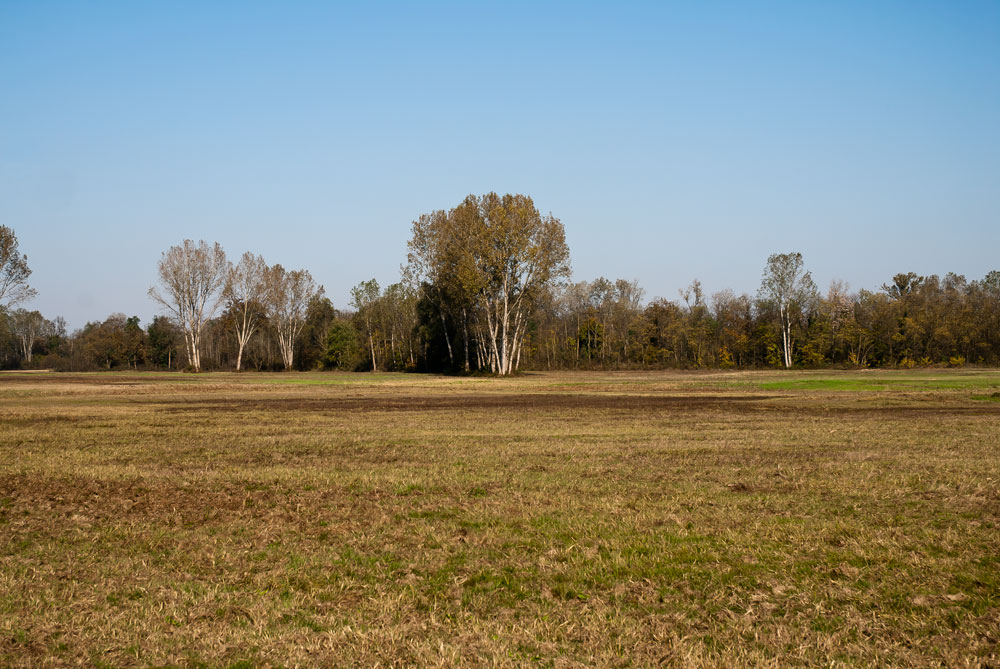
xmin=1 ymin=369 xmax=999 ymax=667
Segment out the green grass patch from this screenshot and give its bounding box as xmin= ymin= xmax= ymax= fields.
xmin=761 ymin=374 xmax=1000 ymax=391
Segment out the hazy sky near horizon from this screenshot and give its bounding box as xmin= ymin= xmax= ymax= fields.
xmin=2 ymin=1 xmax=998 ymax=329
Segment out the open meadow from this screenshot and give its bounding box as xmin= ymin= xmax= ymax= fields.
xmin=1 ymin=369 xmax=999 ymax=667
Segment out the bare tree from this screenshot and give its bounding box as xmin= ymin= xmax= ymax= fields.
xmin=9 ymin=309 xmax=49 ymax=362
xmin=265 ymin=264 xmax=323 ymax=370
xmin=224 ymin=252 xmax=269 ymax=371
xmin=759 ymin=252 xmax=817 ymax=368
xmin=148 ymin=240 xmax=228 ymax=372
xmin=825 ymin=279 xmax=854 ymax=359
xmin=382 ymin=282 xmax=419 ymax=369
xmin=612 ymin=278 xmax=645 ymax=362
xmin=0 ymin=226 xmax=37 ymax=310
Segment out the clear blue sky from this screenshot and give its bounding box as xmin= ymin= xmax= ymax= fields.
xmin=2 ymin=1 xmax=998 ymax=329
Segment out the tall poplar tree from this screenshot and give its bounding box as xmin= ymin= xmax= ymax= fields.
xmin=148 ymin=240 xmax=228 ymax=372
xmin=759 ymin=252 xmax=817 ymax=368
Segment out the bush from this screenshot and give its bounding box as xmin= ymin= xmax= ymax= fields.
xmin=323 ymin=320 xmax=361 ymax=369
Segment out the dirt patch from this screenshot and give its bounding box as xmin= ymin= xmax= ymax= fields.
xmin=0 ymin=415 xmax=82 ymax=427
xmin=148 ymin=392 xmax=1000 ymax=418
xmin=154 ymin=393 xmax=779 ymax=414
xmin=0 ymin=375 xmax=146 ymax=385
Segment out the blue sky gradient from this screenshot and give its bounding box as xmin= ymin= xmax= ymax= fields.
xmin=2 ymin=1 xmax=998 ymax=328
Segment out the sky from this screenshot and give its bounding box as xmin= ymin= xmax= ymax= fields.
xmin=2 ymin=1 xmax=998 ymax=329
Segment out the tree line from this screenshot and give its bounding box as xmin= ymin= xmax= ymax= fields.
xmin=2 ymin=203 xmax=1000 ymax=373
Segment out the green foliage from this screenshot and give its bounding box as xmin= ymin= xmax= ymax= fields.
xmin=147 ymin=316 xmax=180 ymax=369
xmin=406 ymin=193 xmax=570 ymax=375
xmin=323 ymin=320 xmax=361 ymax=370
xmin=78 ymin=314 xmax=146 ymax=370
xmin=797 ymin=341 xmax=826 ymax=367
xmin=296 ymin=296 xmax=336 ymax=370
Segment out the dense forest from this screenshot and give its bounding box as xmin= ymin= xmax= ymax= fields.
xmin=2 ymin=197 xmax=1000 ymax=374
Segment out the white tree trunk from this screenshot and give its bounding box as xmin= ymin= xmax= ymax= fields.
xmin=780 ymin=304 xmax=792 ymax=368
xmin=462 ymin=308 xmax=470 ymax=373
xmin=439 ymin=309 xmax=453 ymax=366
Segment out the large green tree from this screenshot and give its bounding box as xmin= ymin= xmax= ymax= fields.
xmin=323 ymin=319 xmax=360 ymax=370
xmin=296 ymin=296 xmax=336 ymax=370
xmin=406 ymin=193 xmax=570 ymax=375
xmin=147 ymin=316 xmax=182 ymax=369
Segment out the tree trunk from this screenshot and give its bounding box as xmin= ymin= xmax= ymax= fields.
xmin=781 ymin=309 xmax=792 ymax=369
xmin=439 ymin=308 xmax=453 ymax=367
xmin=462 ymin=308 xmax=470 ymax=373
xmin=189 ymin=328 xmax=201 ymax=372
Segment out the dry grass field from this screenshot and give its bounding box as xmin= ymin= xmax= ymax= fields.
xmin=1 ymin=369 xmax=999 ymax=667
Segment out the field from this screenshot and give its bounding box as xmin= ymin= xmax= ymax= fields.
xmin=1 ymin=369 xmax=999 ymax=667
